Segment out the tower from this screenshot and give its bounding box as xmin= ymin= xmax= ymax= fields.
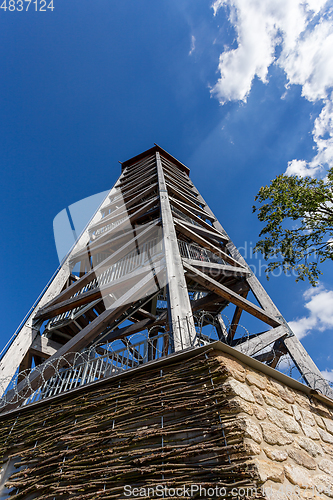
xmin=0 ymin=144 xmax=331 ymax=411
xmin=1 ymin=145 xmax=333 ymax=500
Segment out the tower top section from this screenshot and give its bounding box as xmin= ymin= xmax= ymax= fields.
xmin=121 ymin=144 xmax=190 ymax=176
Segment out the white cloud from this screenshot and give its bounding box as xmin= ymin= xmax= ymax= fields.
xmin=288 ymin=284 xmax=333 ymax=339
xmin=211 ymin=0 xmax=333 ymax=176
xmin=189 ymin=35 xmax=196 ymax=55
xmin=321 ymin=369 xmax=333 ymax=382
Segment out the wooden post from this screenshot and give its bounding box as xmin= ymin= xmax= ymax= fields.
xmin=156 ymin=152 xmax=197 ymax=351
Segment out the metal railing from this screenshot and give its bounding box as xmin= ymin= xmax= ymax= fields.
xmin=47 ymin=239 xmax=163 ymax=330
xmin=91 ymin=215 xmax=128 ymax=238
xmin=177 ymin=240 xmax=225 ymax=265
xmin=0 ymin=332 xmax=173 ymax=410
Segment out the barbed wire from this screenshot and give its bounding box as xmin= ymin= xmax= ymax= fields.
xmin=1 ymin=318 xmax=332 ymax=412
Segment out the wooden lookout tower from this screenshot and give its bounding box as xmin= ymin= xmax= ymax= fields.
xmin=1 ymin=145 xmax=333 ymax=499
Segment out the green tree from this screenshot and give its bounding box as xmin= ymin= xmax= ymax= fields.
xmin=253 ymin=169 xmax=333 ymax=286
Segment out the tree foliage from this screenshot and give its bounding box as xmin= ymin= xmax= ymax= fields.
xmin=253 ymin=168 xmax=333 ymax=286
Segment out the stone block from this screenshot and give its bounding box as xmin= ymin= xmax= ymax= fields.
xmin=284 ymin=464 xmax=313 ymax=488
xmin=292 ymin=405 xmax=302 ymax=422
xmin=246 ymin=371 xmax=267 ymax=390
xmin=313 ymin=475 xmax=333 ymax=498
xmin=251 ymin=386 xmax=265 ymax=406
xmin=297 ymin=437 xmax=323 ymax=457
xmin=318 ymin=458 xmax=333 ymax=475
xmin=260 ymin=421 xmax=294 ymax=445
xmin=244 ymin=438 xmax=261 ymax=456
xmin=223 ymin=378 xmax=256 ymax=403
xmin=253 ymin=405 xmax=267 ymax=420
xmin=280 ymin=388 xmax=295 ymax=404
xmin=294 ymin=392 xmax=311 ymax=410
xmin=263 ymin=447 xmax=288 ymax=462
xmin=288 ymin=449 xmax=317 ymax=470
xmin=264 ymin=392 xmax=287 ymax=411
xmin=318 ymin=428 xmax=333 ymax=444
xmin=213 ymin=353 xmax=246 ymax=382
xmin=239 ymin=416 xmax=262 ymax=444
xmin=267 ymin=378 xmax=284 ymax=396
xmin=323 ymin=417 xmax=333 ymax=436
xmin=314 ymin=414 xmax=325 ymax=429
xmin=254 ymin=459 xmax=284 ymax=483
xmin=322 ymin=443 xmax=333 ymax=457
xmin=266 ymin=407 xmax=300 ymax=434
xmin=228 ymin=396 xmax=254 ymax=415
xmin=301 ymin=422 xmax=320 ymax=440
xmin=301 ymin=409 xmax=316 ymax=427
xmin=261 ymin=485 xmax=289 ymax=500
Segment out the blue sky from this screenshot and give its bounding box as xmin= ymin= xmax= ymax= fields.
xmin=1 ymin=0 xmax=333 ymax=378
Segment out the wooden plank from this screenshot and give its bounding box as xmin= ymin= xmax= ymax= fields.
xmin=116 ymin=173 xmax=158 ymax=200
xmin=42 ymin=221 xmax=160 ymax=311
xmin=99 ymin=312 xmax=167 ymax=344
xmin=284 ymin=336 xmax=333 ymax=397
xmin=175 ymin=219 xmax=247 ymax=269
xmin=89 ymin=196 xmax=157 ymax=234
xmin=70 ymin=220 xmax=157 ymax=264
xmin=100 ymin=183 xmax=158 ymax=222
xmin=170 ymin=197 xmax=221 ymax=233
xmin=117 ymin=163 xmax=156 ymax=187
xmin=170 ymin=197 xmax=215 ymax=221
xmin=90 ymin=196 xmax=159 ymax=246
xmin=234 ymin=325 xmax=289 ymax=356
xmin=4 ymin=269 xmax=164 ymax=409
xmin=175 ymin=218 xmax=227 ymax=243
xmin=164 ymin=171 xmax=199 ymax=199
xmin=215 ymin=314 xmax=228 ymax=342
xmin=187 ymin=182 xmax=283 ymax=317
xmin=166 ymin=182 xmax=203 ymax=212
xmin=182 ymin=258 xmax=251 ymax=277
xmin=29 ymin=336 xmax=63 ymax=359
xmin=165 ymin=181 xmax=201 ymax=207
xmin=183 ymin=261 xmax=281 ymax=327
xmin=156 ymin=151 xmax=197 ymax=350
xmin=36 ymin=260 xmax=161 ymax=321
xmin=228 ymin=290 xmax=249 ymax=343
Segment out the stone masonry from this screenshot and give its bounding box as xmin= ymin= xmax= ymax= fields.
xmin=208 ymin=349 xmax=333 ymax=500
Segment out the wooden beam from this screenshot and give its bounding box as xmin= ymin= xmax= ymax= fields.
xmin=215 ymin=314 xmax=229 ymax=342
xmin=183 ymin=261 xmax=281 ymax=328
xmin=36 ymin=260 xmax=161 ymax=321
xmin=71 ymin=220 xmax=157 ymax=264
xmin=174 ymin=217 xmax=228 ymax=245
xmin=170 ymin=197 xmax=224 ymax=236
xmin=170 ymin=197 xmax=215 ymax=222
xmin=29 ymin=336 xmax=63 ymax=359
xmin=100 ymin=183 xmax=158 ymax=224
xmin=4 ymin=269 xmax=164 ymax=410
xmin=157 ymin=151 xmax=197 ymax=350
xmin=41 ymin=221 xmax=160 ymax=311
xmin=228 ymin=290 xmax=249 ymax=343
xmin=175 ymin=219 xmax=246 ymax=269
xmin=166 ymin=181 xmax=201 ymax=208
xmin=166 ymin=182 xmax=204 ymax=212
xmin=182 ymin=258 xmax=250 ymax=277
xmin=234 ymin=325 xmax=290 ymax=356
xmin=284 ymin=336 xmax=333 ymax=397
xmin=91 ymin=196 xmax=159 ymax=246
xmin=99 ymin=312 xmax=167 ymax=344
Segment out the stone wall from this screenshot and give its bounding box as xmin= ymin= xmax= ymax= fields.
xmin=209 ymin=350 xmax=333 ymax=500
xmin=0 ymin=347 xmax=333 ymax=499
